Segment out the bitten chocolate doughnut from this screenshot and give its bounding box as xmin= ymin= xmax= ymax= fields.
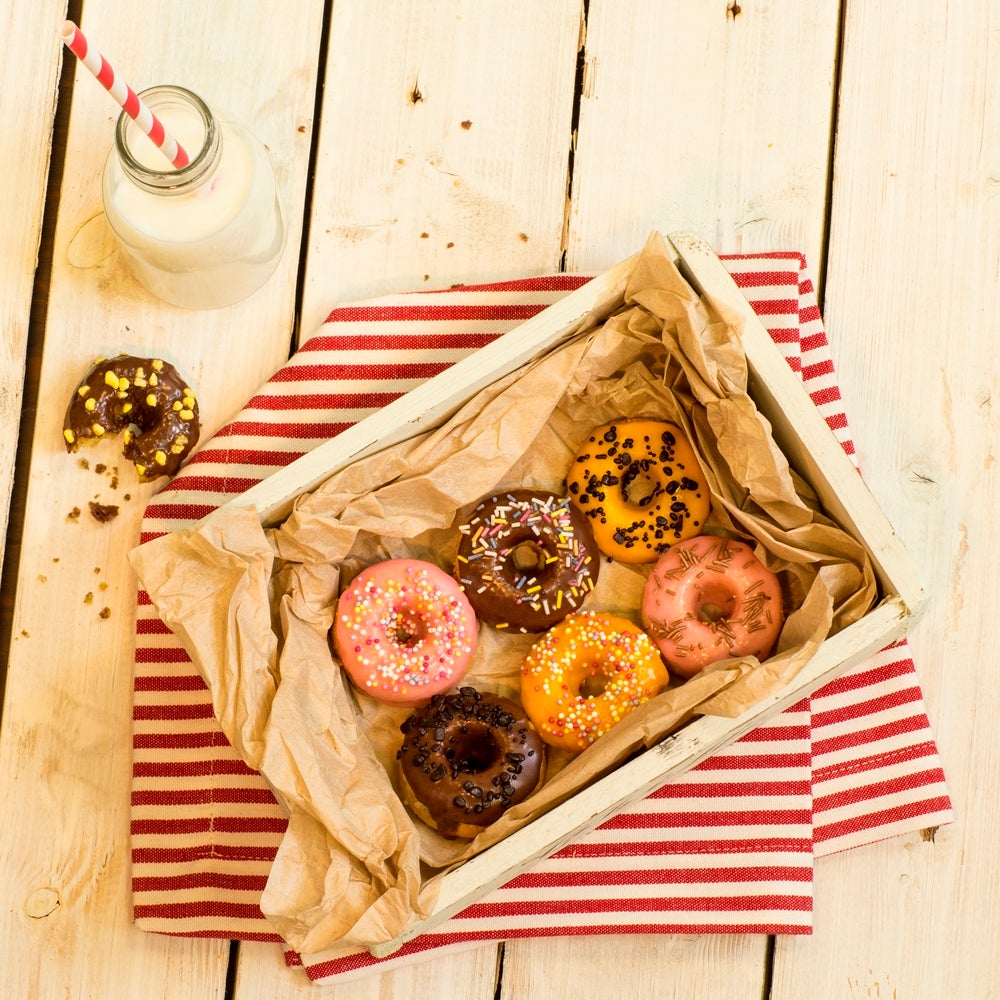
xmin=62 ymin=354 xmax=200 ymax=480
xmin=641 ymin=534 xmax=784 ymax=678
xmin=397 ymin=687 xmax=546 ymax=839
xmin=566 ymin=418 xmax=709 ymax=564
xmin=332 ymin=558 xmax=478 ymax=705
xmin=454 ymin=489 xmax=600 ymax=633
xmin=520 ymin=611 xmax=670 ymax=753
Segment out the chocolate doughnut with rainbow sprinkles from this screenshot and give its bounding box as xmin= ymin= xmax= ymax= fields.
xmin=62 ymin=354 xmax=199 ymax=480
xmin=454 ymin=489 xmax=600 ymax=633
xmin=566 ymin=418 xmax=709 ymax=564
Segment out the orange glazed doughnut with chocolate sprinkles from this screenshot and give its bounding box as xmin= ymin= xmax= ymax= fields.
xmin=566 ymin=418 xmax=709 ymax=564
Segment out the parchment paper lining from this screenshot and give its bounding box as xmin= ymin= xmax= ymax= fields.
xmin=130 ymin=233 xmax=876 ymax=956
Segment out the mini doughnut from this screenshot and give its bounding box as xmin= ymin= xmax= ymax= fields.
xmin=63 ymin=354 xmax=200 ymax=480
xmin=641 ymin=534 xmax=784 ymax=679
xmin=454 ymin=489 xmax=600 ymax=633
xmin=397 ymin=686 xmax=546 ymax=839
xmin=520 ymin=611 xmax=670 ymax=754
xmin=566 ymin=418 xmax=709 ymax=564
xmin=332 ymin=558 xmax=478 ymax=705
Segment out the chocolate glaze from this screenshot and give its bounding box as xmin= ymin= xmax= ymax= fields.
xmin=63 ymin=354 xmax=200 ymax=480
xmin=454 ymin=489 xmax=600 ymax=633
xmin=397 ymin=687 xmax=545 ymax=838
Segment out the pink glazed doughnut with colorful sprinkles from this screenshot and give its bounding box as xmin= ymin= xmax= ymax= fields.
xmin=332 ymin=558 xmax=478 ymax=705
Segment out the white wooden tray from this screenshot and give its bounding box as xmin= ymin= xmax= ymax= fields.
xmin=204 ymin=232 xmax=925 ymax=956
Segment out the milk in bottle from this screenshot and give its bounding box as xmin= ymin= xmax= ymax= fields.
xmin=102 ymin=86 xmax=285 ymax=309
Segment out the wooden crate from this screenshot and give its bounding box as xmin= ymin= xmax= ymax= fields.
xmin=206 ymin=232 xmax=925 ymax=956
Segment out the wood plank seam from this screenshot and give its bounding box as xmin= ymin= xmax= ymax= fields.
xmin=559 ymin=0 xmax=590 ymax=270
xmin=0 ymin=19 xmax=76 ymax=717
xmin=290 ymin=0 xmax=337 ymax=352
xmin=816 ymin=0 xmax=849 ymax=307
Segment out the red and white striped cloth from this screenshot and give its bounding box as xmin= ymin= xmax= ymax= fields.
xmin=131 ymin=254 xmax=953 ymax=983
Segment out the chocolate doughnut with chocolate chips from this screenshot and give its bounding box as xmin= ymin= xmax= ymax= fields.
xmin=63 ymin=354 xmax=200 ymax=480
xmin=454 ymin=489 xmax=600 ymax=633
xmin=397 ymin=687 xmax=546 ymax=839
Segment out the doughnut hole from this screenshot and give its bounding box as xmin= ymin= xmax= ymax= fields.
xmin=499 ymin=537 xmax=563 ymax=597
xmin=579 ymin=668 xmax=611 ymax=699
xmin=447 ymin=724 xmax=500 ymax=774
xmin=388 ymin=607 xmax=425 ymax=647
xmin=505 ymin=537 xmax=561 ymax=585
xmin=695 ymin=581 xmax=738 ymax=625
xmin=509 ymin=539 xmax=547 ymax=573
xmin=621 ymin=465 xmax=660 ymax=508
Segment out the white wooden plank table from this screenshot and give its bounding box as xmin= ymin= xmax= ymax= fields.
xmin=0 ymin=1 xmax=993 ymax=996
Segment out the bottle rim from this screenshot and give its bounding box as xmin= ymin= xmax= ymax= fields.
xmin=115 ymin=85 xmax=218 ymax=193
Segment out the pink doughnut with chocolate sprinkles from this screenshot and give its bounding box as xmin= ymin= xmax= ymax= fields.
xmin=332 ymin=558 xmax=478 ymax=705
xmin=641 ymin=534 xmax=784 ymax=679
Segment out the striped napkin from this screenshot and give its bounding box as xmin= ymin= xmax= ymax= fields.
xmin=131 ymin=254 xmax=953 ymax=983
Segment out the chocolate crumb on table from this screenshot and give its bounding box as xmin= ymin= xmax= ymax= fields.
xmin=88 ymin=501 xmax=119 ymax=522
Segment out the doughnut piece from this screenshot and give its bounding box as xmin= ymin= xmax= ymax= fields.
xmin=566 ymin=418 xmax=709 ymax=564
xmin=332 ymin=559 xmax=477 ymax=705
xmin=397 ymin=687 xmax=546 ymax=839
xmin=454 ymin=489 xmax=600 ymax=633
xmin=63 ymin=354 xmax=200 ymax=480
xmin=641 ymin=534 xmax=784 ymax=678
xmin=520 ymin=611 xmax=670 ymax=753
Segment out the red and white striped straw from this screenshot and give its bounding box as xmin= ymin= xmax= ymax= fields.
xmin=59 ymin=20 xmax=190 ymax=169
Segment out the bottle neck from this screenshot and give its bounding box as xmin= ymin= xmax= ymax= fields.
xmin=115 ymin=85 xmax=220 ymax=194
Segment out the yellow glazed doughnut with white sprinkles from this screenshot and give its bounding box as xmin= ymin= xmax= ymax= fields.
xmin=519 ymin=611 xmax=670 ymax=753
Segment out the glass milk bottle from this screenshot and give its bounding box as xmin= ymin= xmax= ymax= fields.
xmin=102 ymin=85 xmax=285 ymax=310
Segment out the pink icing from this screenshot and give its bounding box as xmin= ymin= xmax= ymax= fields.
xmin=333 ymin=558 xmax=478 ymax=705
xmin=641 ymin=535 xmax=784 ymax=679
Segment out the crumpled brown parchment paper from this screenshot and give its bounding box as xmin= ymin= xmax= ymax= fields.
xmin=129 ymin=232 xmax=876 ymax=957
